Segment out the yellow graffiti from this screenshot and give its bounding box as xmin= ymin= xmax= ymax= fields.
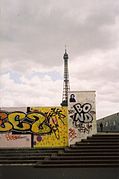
xmin=27 ymin=112 xmax=51 ymax=134
xmin=8 ymin=112 xmax=30 ymax=131
xmin=31 ymin=107 xmax=68 ymax=148
xmin=0 ymin=112 xmax=12 ymax=132
xmin=0 ymin=107 xmax=68 ymax=148
xmin=0 ymin=122 xmax=12 ymax=132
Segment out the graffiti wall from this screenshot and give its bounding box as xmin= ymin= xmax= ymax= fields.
xmin=68 ymin=91 xmax=97 ymax=145
xmin=0 ymin=107 xmax=31 ymax=148
xmin=0 ymin=98 xmax=96 ymax=148
xmin=30 ymin=107 xmax=68 ymax=148
xmin=0 ymin=107 xmax=68 ymax=148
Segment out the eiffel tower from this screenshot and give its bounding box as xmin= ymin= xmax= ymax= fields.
xmin=61 ymin=48 xmax=70 ymax=106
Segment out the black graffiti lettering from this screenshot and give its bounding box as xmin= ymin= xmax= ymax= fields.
xmin=84 ymin=113 xmax=93 ymax=123
xmin=0 ymin=111 xmax=13 ymax=132
xmin=8 ymin=112 xmax=30 ymax=132
xmin=68 ymin=109 xmax=75 ymax=114
xmin=27 ymin=112 xmax=51 ymax=134
xmin=73 ymin=103 xmax=82 ymax=113
xmin=78 ymin=123 xmax=92 ymax=134
xmin=82 ymin=103 xmax=91 ymax=113
xmin=71 ymin=103 xmax=93 ymax=129
xmin=0 ymin=108 xmax=66 ymax=140
xmin=74 ymin=113 xmax=84 ymax=123
xmin=30 ymin=108 xmax=66 ymax=139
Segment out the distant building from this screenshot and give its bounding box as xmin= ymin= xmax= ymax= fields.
xmin=97 ymin=113 xmax=119 ymax=132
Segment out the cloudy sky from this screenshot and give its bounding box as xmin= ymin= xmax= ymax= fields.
xmin=0 ymin=0 xmax=119 ymax=119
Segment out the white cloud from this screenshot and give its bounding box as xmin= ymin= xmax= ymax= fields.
xmin=70 ymin=48 xmax=119 ymax=118
xmin=0 ymin=0 xmax=119 ymax=119
xmin=0 ymin=71 xmax=63 ymax=107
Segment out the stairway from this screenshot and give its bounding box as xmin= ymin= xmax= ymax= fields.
xmin=0 ymin=133 xmax=119 ymax=167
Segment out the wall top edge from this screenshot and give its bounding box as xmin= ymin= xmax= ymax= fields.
xmin=0 ymin=106 xmax=67 ymax=108
xmin=69 ymin=91 xmax=96 ymax=93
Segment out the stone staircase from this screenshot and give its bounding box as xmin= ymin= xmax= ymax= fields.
xmin=0 ymin=133 xmax=119 ymax=167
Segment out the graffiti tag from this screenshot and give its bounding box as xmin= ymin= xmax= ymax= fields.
xmin=5 ymin=134 xmax=27 ymax=141
xmin=78 ymin=123 xmax=92 ymax=134
xmin=0 ymin=108 xmax=66 ymax=139
xmin=70 ymin=103 xmax=93 ymax=125
xmin=69 ymin=128 xmax=77 ymax=142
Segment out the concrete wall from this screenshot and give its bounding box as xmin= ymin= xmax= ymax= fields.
xmin=0 ymin=107 xmax=31 ymax=148
xmin=0 ymin=133 xmax=31 ymax=148
xmin=0 ymin=95 xmax=97 ymax=148
xmin=68 ymin=91 xmax=97 ymax=145
xmin=0 ymin=107 xmax=68 ymax=148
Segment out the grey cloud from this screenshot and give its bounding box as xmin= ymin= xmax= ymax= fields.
xmin=0 ymin=0 xmax=119 ymax=68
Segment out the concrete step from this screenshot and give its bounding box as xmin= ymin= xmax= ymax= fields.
xmin=80 ymin=139 xmax=119 ymax=142
xmin=94 ymin=133 xmax=119 ymax=135
xmin=87 ymin=138 xmax=119 ymax=141
xmin=65 ymin=148 xmax=119 ymax=152
xmin=0 ymin=147 xmax=63 ymax=150
xmin=90 ymin=135 xmax=119 ymax=138
xmin=0 ymin=156 xmax=49 ymax=160
xmin=51 ymin=156 xmax=119 ymax=160
xmin=0 ymin=159 xmax=41 ymax=164
xmin=74 ymin=142 xmax=119 ymax=146
xmin=1 ymin=163 xmax=119 ymax=168
xmin=1 ymin=155 xmax=119 ymax=161
xmin=42 ymin=159 xmax=119 ymax=164
xmin=0 ymin=149 xmax=60 ymax=154
xmin=70 ymin=145 xmax=119 ymax=149
xmin=0 ymin=152 xmax=53 ymax=156
xmin=34 ymin=163 xmax=119 ymax=168
xmin=58 ymin=152 xmax=119 ymax=156
xmin=2 ymin=159 xmax=118 ymax=165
